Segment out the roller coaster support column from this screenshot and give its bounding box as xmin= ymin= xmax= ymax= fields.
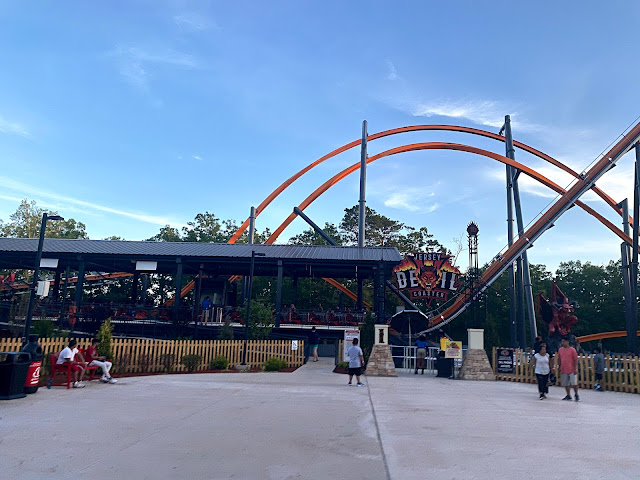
xmin=502 ymin=117 xmax=518 ymax=347
xmin=505 ymin=115 xmax=538 ymax=345
xmin=630 ymin=144 xmax=640 ymax=355
xmin=618 ymin=199 xmax=634 ymax=353
xmin=357 ymin=120 xmax=368 ymax=311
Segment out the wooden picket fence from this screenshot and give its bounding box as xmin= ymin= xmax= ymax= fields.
xmin=492 ymin=347 xmax=640 ymax=393
xmin=0 ymin=337 xmax=305 ymax=375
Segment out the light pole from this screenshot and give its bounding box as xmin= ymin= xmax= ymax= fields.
xmin=242 ymin=250 xmax=266 ymax=365
xmin=23 ymin=213 xmax=64 ymax=341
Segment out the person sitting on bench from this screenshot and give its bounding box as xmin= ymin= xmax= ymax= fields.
xmin=85 ymin=338 xmax=117 ymax=384
xmin=57 ymin=339 xmax=86 ymax=388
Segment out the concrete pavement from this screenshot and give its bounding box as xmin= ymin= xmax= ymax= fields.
xmin=1 ymin=358 xmax=638 ymax=479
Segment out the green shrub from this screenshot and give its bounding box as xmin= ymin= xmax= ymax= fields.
xmin=95 ymin=318 xmax=114 ymax=359
xmin=32 ymin=318 xmax=57 ymax=338
xmin=263 ymin=357 xmax=288 ymax=371
xmin=160 ymin=353 xmax=175 ymax=372
xmin=210 ymin=355 xmax=229 ymax=370
xmin=181 ymin=354 xmax=202 ymax=372
xmin=218 ymin=318 xmax=234 ymax=340
xmin=337 ymin=361 xmax=349 ymax=370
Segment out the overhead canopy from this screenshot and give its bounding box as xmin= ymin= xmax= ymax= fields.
xmin=0 ymin=238 xmax=402 ymax=279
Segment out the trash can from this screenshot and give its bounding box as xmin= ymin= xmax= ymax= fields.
xmin=436 ymin=351 xmax=453 ymax=378
xmin=21 ymin=334 xmax=43 ymax=394
xmin=0 ymin=352 xmax=31 ymax=400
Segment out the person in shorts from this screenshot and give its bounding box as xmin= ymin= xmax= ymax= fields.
xmin=593 ymin=347 xmax=605 ymax=391
xmin=347 ymin=337 xmax=365 ymax=386
xmin=556 ymin=336 xmax=579 ymax=401
xmin=415 ymin=334 xmax=428 ymax=375
xmin=308 ymin=326 xmax=320 ymax=362
xmin=56 ymin=339 xmax=86 ymax=388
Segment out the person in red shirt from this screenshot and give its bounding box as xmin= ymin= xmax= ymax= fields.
xmin=556 ymin=336 xmax=579 ymax=401
xmin=85 ymin=339 xmax=117 ymax=384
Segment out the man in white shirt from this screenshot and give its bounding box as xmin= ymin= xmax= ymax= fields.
xmin=346 ymin=337 xmax=365 ymax=387
xmin=56 ymin=339 xmax=86 ymax=388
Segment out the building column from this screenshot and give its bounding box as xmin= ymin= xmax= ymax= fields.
xmin=275 ymin=260 xmax=283 ymax=328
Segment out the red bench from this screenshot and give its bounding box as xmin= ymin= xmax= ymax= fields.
xmin=49 ymin=352 xmax=101 ymax=389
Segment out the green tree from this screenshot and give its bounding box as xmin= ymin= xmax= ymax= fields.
xmin=247 ymin=299 xmax=274 ymax=339
xmin=146 ymin=225 xmax=182 ymax=242
xmin=0 ymin=199 xmax=87 ymax=239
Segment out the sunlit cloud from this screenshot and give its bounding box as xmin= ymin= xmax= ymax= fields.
xmin=384 ymin=189 xmax=439 ymax=213
xmin=192 ymin=155 xmax=202 ymax=161
xmin=0 ymin=176 xmax=187 ymax=228
xmin=386 ymin=60 xmax=398 ymax=80
xmin=0 ymin=114 xmax=30 ymax=137
xmin=109 ymin=45 xmax=199 ymax=92
xmin=174 ymin=14 xmax=213 ymax=31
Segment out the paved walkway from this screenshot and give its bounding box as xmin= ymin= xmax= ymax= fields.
xmin=1 ymin=358 xmax=639 ymax=479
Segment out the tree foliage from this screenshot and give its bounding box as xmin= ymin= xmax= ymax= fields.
xmin=0 ymin=199 xmax=87 ymax=239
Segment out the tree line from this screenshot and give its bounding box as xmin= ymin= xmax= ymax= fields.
xmin=0 ymin=198 xmax=634 ymax=350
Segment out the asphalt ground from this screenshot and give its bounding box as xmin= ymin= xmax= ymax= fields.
xmin=1 ymin=358 xmax=638 ymax=480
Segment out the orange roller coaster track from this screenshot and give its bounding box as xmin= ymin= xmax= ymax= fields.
xmin=178 ymin=123 xmax=640 ymax=331
xmin=576 ymin=331 xmax=640 ymax=343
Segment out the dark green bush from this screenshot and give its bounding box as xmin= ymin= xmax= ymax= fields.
xmin=180 ymin=354 xmax=202 ymax=373
xmin=160 ymin=353 xmax=175 ymax=372
xmin=210 ymin=355 xmax=229 ymax=370
xmin=263 ymin=357 xmax=288 ymax=371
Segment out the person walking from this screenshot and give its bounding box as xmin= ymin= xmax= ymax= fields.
xmin=531 ymin=343 xmax=552 ymax=399
xmin=415 ymin=334 xmax=428 ymax=375
xmin=201 ymin=296 xmax=212 ymax=325
xmin=308 ymin=326 xmax=320 ymax=362
xmin=557 ymin=336 xmax=579 ymax=401
xmin=593 ymin=347 xmax=605 ymax=391
xmin=347 ymin=337 xmax=365 ymax=386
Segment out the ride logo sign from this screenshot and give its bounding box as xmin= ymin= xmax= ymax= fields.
xmin=392 ymin=252 xmax=463 ymax=306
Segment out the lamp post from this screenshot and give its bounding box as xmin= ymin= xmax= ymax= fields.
xmin=23 ymin=213 xmax=64 ymax=341
xmin=242 ymin=250 xmax=266 ymax=365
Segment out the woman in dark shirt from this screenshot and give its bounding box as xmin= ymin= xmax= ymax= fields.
xmin=308 ymin=326 xmax=320 ymax=362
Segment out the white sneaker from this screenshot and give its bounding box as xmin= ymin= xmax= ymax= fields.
xmin=108 ymin=377 xmax=117 ymax=384
xmin=100 ymin=375 xmax=109 ymax=383
xmin=73 ymin=381 xmax=85 ymax=388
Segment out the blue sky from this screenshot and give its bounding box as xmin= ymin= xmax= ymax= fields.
xmin=1 ymin=1 xmax=639 ymax=272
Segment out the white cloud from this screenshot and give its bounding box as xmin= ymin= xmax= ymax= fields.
xmin=411 ymin=99 xmax=513 ymax=129
xmin=192 ymin=155 xmax=202 ymax=161
xmin=174 ymin=14 xmax=213 ymax=31
xmin=386 ymin=61 xmax=398 ymax=80
xmin=384 ymin=188 xmax=439 ymax=213
xmin=0 ymin=115 xmax=29 ymax=137
xmin=110 ymin=45 xmax=199 ymax=91
xmin=0 ymin=176 xmax=186 ymax=228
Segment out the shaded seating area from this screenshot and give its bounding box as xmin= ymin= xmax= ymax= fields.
xmin=0 ymin=239 xmax=402 ymax=336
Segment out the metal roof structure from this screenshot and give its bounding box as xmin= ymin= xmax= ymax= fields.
xmin=0 ymin=238 xmax=402 ymax=278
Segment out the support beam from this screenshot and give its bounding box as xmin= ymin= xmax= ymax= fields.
xmin=505 ymin=115 xmax=537 ymax=345
xmin=275 ymin=260 xmax=283 ymax=328
xmin=173 ymin=259 xmax=183 ymax=329
xmin=51 ymin=267 xmax=62 ymax=301
xmin=59 ymin=266 xmax=70 ymax=323
xmin=504 ymin=119 xmax=518 ymax=347
xmin=358 ymin=120 xmax=367 ymax=248
xmin=630 ymin=145 xmax=640 ymax=355
xmin=141 ymin=274 xmax=149 ymax=303
xmin=74 ymin=261 xmax=85 ymax=308
xmin=131 ymin=271 xmax=139 ymax=304
xmin=292 ymin=276 xmax=298 ymax=306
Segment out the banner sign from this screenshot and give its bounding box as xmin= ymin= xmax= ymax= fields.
xmin=497 ymin=348 xmax=515 ymax=374
xmin=444 ymin=340 xmax=462 ymax=359
xmin=392 ymin=252 xmax=463 ymax=306
xmin=343 ymin=329 xmax=360 ymax=362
